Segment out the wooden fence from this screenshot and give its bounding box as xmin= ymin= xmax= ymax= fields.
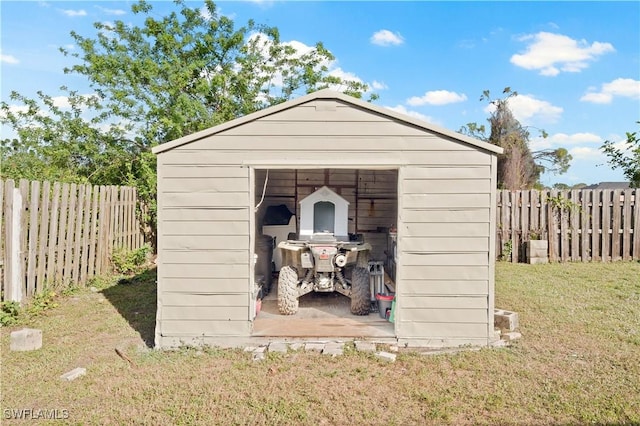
xmin=497 ymin=189 xmax=640 ymax=262
xmin=1 ymin=179 xmax=146 ymax=303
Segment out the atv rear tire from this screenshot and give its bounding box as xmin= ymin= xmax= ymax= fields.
xmin=350 ymin=266 xmax=371 ymax=315
xmin=277 ymin=266 xmax=300 ymax=315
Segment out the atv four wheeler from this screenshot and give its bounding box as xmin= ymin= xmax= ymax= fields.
xmin=275 ymin=186 xmax=371 ymax=316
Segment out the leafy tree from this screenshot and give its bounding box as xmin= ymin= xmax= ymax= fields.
xmin=1 ymin=0 xmax=372 ymax=248
xmin=460 ymin=88 xmax=572 ymax=190
xmin=601 ymin=122 xmax=640 ymax=188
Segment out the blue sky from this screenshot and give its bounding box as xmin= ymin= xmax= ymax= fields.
xmin=2 ymin=1 xmax=639 ymax=186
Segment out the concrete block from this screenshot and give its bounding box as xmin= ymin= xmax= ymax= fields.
xmin=243 ymin=346 xmax=258 ymax=352
xmin=268 ymin=342 xmax=288 ymax=353
xmin=253 ymin=346 xmax=267 ymax=354
xmin=375 ymin=351 xmax=396 ymax=362
xmin=494 ymin=309 xmax=519 ymax=331
xmin=323 ymin=342 xmax=343 ymax=356
xmin=290 ymin=343 xmax=303 ymax=351
xmin=389 ymin=345 xmax=399 ymax=352
xmin=305 ymin=343 xmax=325 ymax=352
xmin=493 ymin=328 xmax=502 ymax=340
xmin=10 ymin=328 xmax=42 ymax=351
xmin=252 ymin=352 xmax=265 ymax=362
xmin=354 ymin=341 xmax=376 ymax=353
xmin=60 ymin=367 xmax=86 ymax=381
xmin=502 ymin=331 xmax=522 ymax=341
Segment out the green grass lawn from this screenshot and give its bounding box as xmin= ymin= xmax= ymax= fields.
xmin=1 ymin=262 xmax=639 ymax=425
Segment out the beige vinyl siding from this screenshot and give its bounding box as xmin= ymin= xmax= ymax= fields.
xmin=155 ymin=96 xmax=499 ymax=346
xmin=155 ymin=160 xmax=252 ymax=344
xmin=396 ymin=164 xmax=493 ymax=343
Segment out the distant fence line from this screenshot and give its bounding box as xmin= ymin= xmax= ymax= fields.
xmin=1 ymin=179 xmax=147 ymax=303
xmin=497 ymin=189 xmax=639 ymax=263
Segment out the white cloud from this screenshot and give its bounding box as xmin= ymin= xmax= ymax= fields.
xmin=370 ymin=30 xmax=404 ymax=46
xmin=1 ymin=54 xmax=19 ymax=64
xmin=407 ymin=90 xmax=467 ymax=106
xmin=530 ymin=132 xmax=602 ymax=150
xmin=372 ymin=80 xmax=388 ymax=90
xmin=569 ymin=146 xmax=603 ymax=160
xmin=328 ymin=68 xmax=363 ymax=84
xmin=245 ymin=33 xmax=369 ymax=96
xmin=486 ymin=94 xmax=563 ymax=124
xmin=510 ymin=32 xmax=615 ymax=76
xmin=60 ymin=9 xmax=87 ymax=17
xmin=95 ymin=6 xmax=126 ymax=16
xmin=384 ymin=105 xmax=435 ymax=124
xmin=51 ymin=96 xmax=72 ymax=109
xmin=580 ymin=78 xmax=640 ymax=104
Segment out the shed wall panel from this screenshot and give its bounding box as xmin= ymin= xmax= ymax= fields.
xmin=161 ymin=320 xmax=251 ymax=336
xmin=161 ymin=250 xmax=247 ymax=264
xmin=162 ymin=221 xmax=248 ymax=236
xmin=162 ymin=150 xmax=491 ymax=166
xmin=163 ymin=235 xmax=249 ymax=250
xmin=402 ymin=237 xmax=488 ymax=252
xmin=401 ymin=308 xmax=488 ymax=323
xmin=163 ymin=263 xmax=249 ymax=278
xmin=397 ymin=164 xmax=492 ymax=342
xmin=402 ymin=266 xmax=489 ymax=280
xmin=162 ymin=306 xmax=247 ymax=321
xmin=401 ymin=296 xmax=487 ymax=309
xmin=402 ymin=209 xmax=490 ymax=223
xmin=162 ymin=207 xmax=249 ymax=222
xmin=186 ymin=136 xmax=475 ymax=152
xmin=403 ymin=222 xmax=490 ymax=237
xmin=162 ymin=293 xmax=247 ymax=306
xmin=401 ymin=280 xmax=489 ymax=295
xmin=163 ymin=278 xmax=248 ymax=293
xmin=396 ymin=321 xmax=489 ymax=338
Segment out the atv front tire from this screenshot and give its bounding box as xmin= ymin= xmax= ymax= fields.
xmin=277 ymin=266 xmax=300 ymax=315
xmin=350 ymin=266 xmax=371 ymax=315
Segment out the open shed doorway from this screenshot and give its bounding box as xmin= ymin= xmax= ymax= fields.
xmin=252 ymin=168 xmax=399 ymax=338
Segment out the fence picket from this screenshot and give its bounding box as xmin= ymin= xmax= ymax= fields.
xmin=581 ymin=190 xmax=590 ymax=261
xmin=622 ymin=190 xmax=632 ymax=260
xmin=72 ymin=185 xmax=85 ymax=283
xmin=36 ymin=181 xmax=51 ymax=291
xmin=63 ymin=184 xmax=78 ymax=284
xmin=80 ymin=185 xmax=92 ymax=285
xmin=19 ymin=180 xmax=29 ymax=296
xmin=26 ymin=181 xmax=40 ymax=297
xmin=46 ymin=183 xmax=61 ymax=284
xmin=55 ymin=184 xmax=70 ymax=283
xmin=87 ymin=187 xmax=99 ymax=280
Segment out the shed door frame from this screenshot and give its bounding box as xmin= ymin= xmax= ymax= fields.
xmin=247 ymin=164 xmax=402 ymax=338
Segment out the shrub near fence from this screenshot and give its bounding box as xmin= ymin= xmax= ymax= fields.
xmin=1 ymin=179 xmax=146 ymax=302
xmin=497 ymin=189 xmax=640 ymax=262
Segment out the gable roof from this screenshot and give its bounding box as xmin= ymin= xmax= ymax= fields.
xmin=152 ymin=89 xmax=504 ymax=155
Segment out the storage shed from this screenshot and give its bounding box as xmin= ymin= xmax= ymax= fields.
xmin=152 ymin=89 xmax=503 ymax=349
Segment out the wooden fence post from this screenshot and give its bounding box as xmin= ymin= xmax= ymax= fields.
xmin=5 ymin=181 xmax=23 ymax=302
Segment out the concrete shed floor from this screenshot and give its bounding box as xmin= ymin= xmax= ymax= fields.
xmin=252 ymin=281 xmax=395 ymax=338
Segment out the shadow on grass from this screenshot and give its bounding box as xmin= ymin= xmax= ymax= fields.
xmin=101 ymin=267 xmax=157 ymax=348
